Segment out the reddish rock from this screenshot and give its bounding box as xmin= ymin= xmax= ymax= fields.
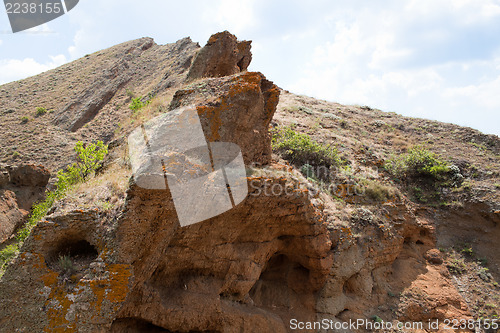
xmin=0 ymin=190 xmax=27 ymax=243
xmin=7 ymin=164 xmax=50 ymax=187
xmin=424 ymin=248 xmax=444 ymax=265
xmin=187 ymin=31 xmax=252 ymax=80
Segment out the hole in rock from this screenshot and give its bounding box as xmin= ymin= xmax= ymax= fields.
xmin=249 ymin=254 xmax=311 ymax=309
xmin=416 ymin=240 xmax=424 ymax=245
xmin=110 ymin=317 xmax=169 ymax=332
xmin=47 ymin=239 xmax=99 ymax=276
xmin=110 ymin=317 xmax=221 ymax=333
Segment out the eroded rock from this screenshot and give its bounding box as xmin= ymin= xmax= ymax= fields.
xmin=187 ymin=30 xmax=252 ymax=80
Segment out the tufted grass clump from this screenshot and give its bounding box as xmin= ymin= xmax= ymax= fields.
xmin=385 ymin=145 xmax=449 ymax=180
xmin=272 ymin=126 xmax=341 ymax=169
xmin=58 ymin=255 xmax=75 ymax=276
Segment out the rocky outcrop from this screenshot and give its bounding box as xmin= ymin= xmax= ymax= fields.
xmin=187 ymin=31 xmax=252 ymax=80
xmin=0 ymin=164 xmax=50 ymax=244
xmin=0 ymin=190 xmax=27 ymax=244
xmin=6 ymin=164 xmax=50 ymax=187
xmin=171 ymin=71 xmax=279 ymax=165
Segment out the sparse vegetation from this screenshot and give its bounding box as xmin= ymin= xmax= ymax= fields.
xmin=385 ymin=145 xmax=450 ymax=179
xmin=361 ymin=179 xmax=398 ymax=202
xmin=35 ymin=107 xmax=47 ymax=117
xmin=56 ymin=140 xmax=108 ymax=190
xmin=129 ymin=94 xmax=153 ymax=112
xmin=20 ymin=116 xmax=29 ymax=124
xmin=272 ymin=126 xmax=341 ymax=169
xmin=447 ymin=258 xmax=467 ymax=275
xmin=0 ymin=141 xmax=108 ymax=275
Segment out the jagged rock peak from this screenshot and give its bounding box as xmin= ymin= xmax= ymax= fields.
xmin=187 ymin=31 xmax=252 ymax=80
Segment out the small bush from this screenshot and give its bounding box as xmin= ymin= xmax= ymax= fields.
xmin=0 ymin=244 xmax=19 ymax=265
xmin=129 ymin=95 xmax=152 ymax=112
xmin=385 ymin=145 xmax=449 ymax=179
xmin=20 ymin=116 xmax=29 ymax=124
xmin=56 ymin=141 xmax=108 ymax=191
xmin=272 ymin=126 xmax=341 ymax=169
xmin=35 ymin=107 xmax=47 ymax=117
xmin=461 ymin=246 xmax=474 ymax=257
xmin=362 ymin=180 xmax=397 ymax=202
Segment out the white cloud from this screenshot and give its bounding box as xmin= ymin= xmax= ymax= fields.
xmin=406 ymin=0 xmax=500 ymax=24
xmin=0 ymin=54 xmax=67 ymax=84
xmin=284 ymin=2 xmax=500 ymax=135
xmin=201 ymin=0 xmax=257 ymax=35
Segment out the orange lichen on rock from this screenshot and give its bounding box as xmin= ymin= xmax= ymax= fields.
xmin=42 ymin=262 xmax=133 ymax=332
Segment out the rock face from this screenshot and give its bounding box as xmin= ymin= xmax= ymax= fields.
xmin=171 ymin=71 xmax=279 ymax=165
xmin=0 ymin=164 xmax=50 ymax=244
xmin=6 ymin=164 xmax=50 ymax=187
xmin=54 ymin=38 xmax=156 ymax=132
xmin=187 ymin=31 xmax=252 ymax=80
xmin=0 ymin=190 xmax=26 ymax=244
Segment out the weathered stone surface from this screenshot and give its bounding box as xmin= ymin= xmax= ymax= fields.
xmin=171 ymin=71 xmax=280 ymax=165
xmin=0 ymin=190 xmax=27 ymax=244
xmin=187 ymin=31 xmax=252 ymax=80
xmin=6 ymin=164 xmax=50 ymax=187
xmin=54 ymin=38 xmax=156 ymax=132
xmin=0 ymin=165 xmax=9 ymax=187
xmin=0 ymin=31 xmax=490 ymax=333
xmin=424 ymin=248 xmax=443 ymax=265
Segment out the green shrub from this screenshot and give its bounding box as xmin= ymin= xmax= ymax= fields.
xmin=0 ymin=244 xmax=19 ymax=265
xmin=385 ymin=145 xmax=449 ymax=179
xmin=272 ymin=126 xmax=340 ymax=169
xmin=129 ymin=96 xmax=152 ymax=112
xmin=56 ymin=141 xmax=108 ymax=191
xmin=20 ymin=116 xmax=29 ymax=124
xmin=35 ymin=107 xmax=47 ymax=117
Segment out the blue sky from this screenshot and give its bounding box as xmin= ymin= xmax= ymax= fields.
xmin=1 ymin=0 xmax=499 ymax=135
